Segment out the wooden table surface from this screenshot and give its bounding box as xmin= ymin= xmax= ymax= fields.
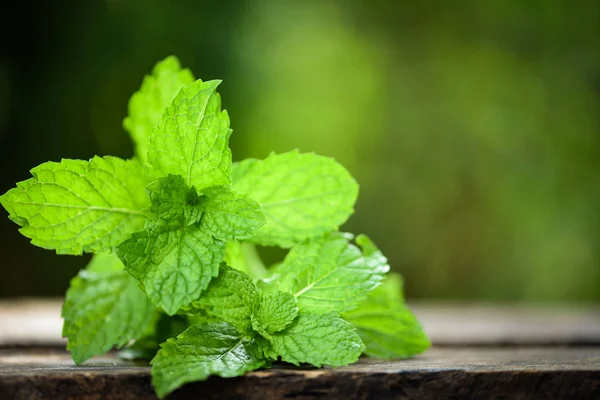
xmin=0 ymin=299 xmax=599 ymax=399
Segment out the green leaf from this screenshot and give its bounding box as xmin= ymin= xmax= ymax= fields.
xmin=232 ymin=150 xmax=359 ymax=247
xmin=0 ymin=156 xmax=150 ymax=255
xmin=185 ymin=265 xmax=260 ymax=334
xmin=224 ymin=241 xmax=269 ymax=279
xmin=344 ymin=275 xmax=430 ymax=359
xmin=117 ymin=227 xmax=225 ymax=316
xmin=117 ymin=174 xmax=228 ymax=315
xmin=264 ymin=232 xmax=389 ymax=313
xmin=145 ymin=174 xmax=203 ymax=229
xmin=251 ymin=291 xmax=298 ymax=337
xmin=260 ymin=312 xmax=364 ymax=367
xmin=148 ymin=79 xmax=232 ymax=190
xmin=62 ymin=253 xmax=156 ymax=364
xmin=85 ymin=252 xmax=128 ymax=273
xmin=201 ymin=186 xmax=265 ymax=241
xmin=362 ymin=272 xmax=405 ymax=306
xmin=124 ymin=56 xmax=195 ymax=162
xmin=118 ymin=314 xmax=188 ymax=361
xmin=151 ymin=322 xmax=265 ymax=398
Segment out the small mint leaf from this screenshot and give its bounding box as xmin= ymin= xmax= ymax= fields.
xmin=151 ymin=322 xmax=265 ymax=398
xmin=261 ymin=312 xmax=364 ymax=367
xmin=201 ymin=186 xmax=265 ymax=241
xmin=184 ymin=265 xmax=260 ymax=334
xmin=145 ymin=174 xmax=203 ymax=230
xmin=251 ymin=291 xmax=298 ymax=337
xmin=124 ymin=56 xmax=195 ymax=162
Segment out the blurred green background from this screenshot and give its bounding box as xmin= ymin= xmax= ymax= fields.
xmin=1 ymin=0 xmax=599 ymax=302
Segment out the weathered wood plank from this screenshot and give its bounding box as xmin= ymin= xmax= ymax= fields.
xmin=0 ymin=347 xmax=599 ymax=399
xmin=1 ymin=299 xmax=600 ymax=346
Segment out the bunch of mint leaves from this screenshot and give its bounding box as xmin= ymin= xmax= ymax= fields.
xmin=0 ymin=56 xmax=429 ymax=398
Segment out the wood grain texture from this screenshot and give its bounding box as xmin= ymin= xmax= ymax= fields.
xmin=0 ymin=347 xmax=599 ymax=400
xmin=1 ymin=299 xmax=599 ymax=347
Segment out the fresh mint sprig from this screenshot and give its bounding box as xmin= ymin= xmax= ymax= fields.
xmin=0 ymin=56 xmax=430 ymax=398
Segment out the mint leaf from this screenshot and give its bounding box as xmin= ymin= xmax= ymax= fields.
xmin=185 ymin=265 xmax=259 ymax=334
xmin=231 ymin=150 xmax=359 ymax=247
xmin=124 ymin=56 xmax=195 ymax=162
xmin=363 ymin=272 xmax=405 ymax=305
xmin=0 ymin=156 xmax=150 ymax=254
xmin=117 ymin=228 xmax=225 ymax=316
xmin=148 ymin=79 xmax=232 ymax=190
xmin=201 ymin=186 xmax=264 ymax=241
xmin=260 ymin=312 xmax=364 ymax=367
xmin=224 ymin=241 xmax=269 ymax=279
xmin=62 ymin=253 xmax=156 ymax=364
xmin=264 ymin=232 xmax=389 ymax=313
xmin=118 ymin=314 xmax=188 ymax=361
xmin=345 ymin=306 xmax=430 ymax=359
xmin=116 ymin=175 xmax=227 ymax=315
xmin=85 ymin=252 xmax=128 ymax=273
xmin=251 ymin=291 xmax=298 ymax=337
xmin=151 ymin=322 xmax=265 ymax=398
xmin=145 ymin=174 xmax=203 ymax=229
xmin=344 ymin=275 xmax=430 ymax=359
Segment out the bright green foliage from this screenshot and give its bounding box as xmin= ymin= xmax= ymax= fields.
xmin=0 ymin=56 xmax=429 ymax=398
xmin=224 ymin=241 xmax=269 ymax=279
xmin=0 ymin=156 xmax=150 ymax=255
xmin=117 ymin=314 xmax=189 ymax=362
xmin=124 ymin=56 xmax=195 ymax=162
xmin=151 ymin=322 xmax=265 ymax=398
xmin=201 ymin=187 xmax=265 ymax=241
xmin=344 ymin=275 xmax=430 ymax=359
xmin=232 ymin=150 xmax=359 ymax=247
xmin=260 ymin=312 xmax=364 ymax=367
xmin=185 ymin=266 xmax=260 ymax=334
xmin=251 ymin=291 xmax=298 ymax=337
xmin=148 ymin=79 xmax=232 ymax=190
xmin=85 ymin=252 xmax=128 ymax=273
xmin=145 ymin=175 xmax=203 ymax=229
xmin=62 ymin=253 xmax=156 ymax=364
xmin=362 ymin=272 xmax=405 ymax=305
xmin=116 ymin=174 xmax=265 ymax=315
xmin=264 ymin=232 xmax=389 ymax=313
xmin=117 ymin=228 xmax=225 ymax=316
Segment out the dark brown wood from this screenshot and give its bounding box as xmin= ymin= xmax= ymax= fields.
xmin=2 ymin=299 xmax=600 ymax=347
xmin=0 ymin=347 xmax=599 ymax=400
xmin=1 ymin=300 xmax=599 ymax=399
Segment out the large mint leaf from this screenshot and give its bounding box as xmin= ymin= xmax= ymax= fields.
xmin=260 ymin=312 xmax=364 ymax=367
xmin=124 ymin=56 xmax=195 ymax=162
xmin=117 ymin=227 xmax=225 ymax=316
xmin=251 ymin=291 xmax=298 ymax=337
xmin=0 ymin=156 xmax=150 ymax=254
xmin=264 ymin=233 xmax=389 ymax=313
xmin=185 ymin=266 xmax=259 ymax=334
xmin=201 ymin=186 xmax=265 ymax=241
xmin=344 ymin=274 xmax=430 ymax=359
xmin=148 ymin=79 xmax=232 ymax=190
xmin=62 ymin=253 xmax=156 ymax=364
xmin=231 ymin=150 xmax=359 ymax=247
xmin=151 ymin=322 xmax=265 ymax=398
